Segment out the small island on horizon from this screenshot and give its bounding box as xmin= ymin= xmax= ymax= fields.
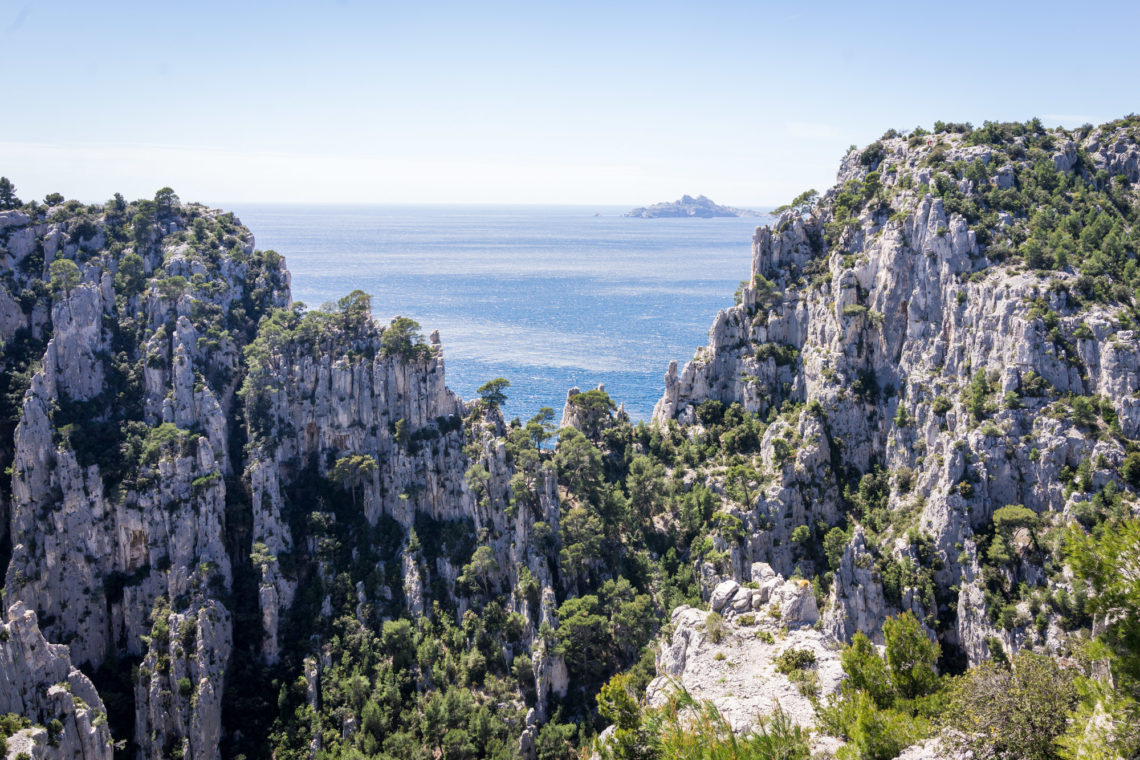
xmin=624 ymin=193 xmax=760 ymax=218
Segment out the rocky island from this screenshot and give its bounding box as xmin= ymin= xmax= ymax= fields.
xmin=1 ymin=116 xmax=1139 ymax=760
xmin=624 ymin=194 xmax=759 ymax=218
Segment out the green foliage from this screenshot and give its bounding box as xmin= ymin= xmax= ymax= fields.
xmin=1122 ymin=452 xmax=1140 ymax=488
xmin=381 ymin=315 xmax=429 ymax=359
xmin=820 ymin=614 xmax=944 ymax=758
xmin=0 ymin=713 xmax=32 ymax=757
xmin=459 ymin=545 xmax=498 ymax=597
xmin=329 ymin=454 xmax=378 ymax=506
xmin=840 ymin=692 xmax=931 ymax=760
xmin=944 ymin=652 xmax=1078 ymax=760
xmin=139 ymin=423 xmax=193 ymax=465
xmin=114 ymin=252 xmax=146 ymax=297
xmin=555 ymin=578 xmax=654 ymax=684
xmin=883 ymin=611 xmax=940 ymax=700
xmin=724 ymin=464 xmax=764 ymax=508
xmin=860 ymin=141 xmax=886 ymax=168
xmin=1065 ymin=517 xmax=1140 ymax=683
xmin=965 ymin=370 xmax=994 ymax=421
xmin=773 ymin=189 xmax=819 ymax=217
xmin=1056 ymin=683 xmax=1140 ymax=760
xmin=753 ymin=342 xmax=799 ymax=366
xmin=840 ymin=633 xmax=893 ymax=709
xmin=596 ymin=673 xmax=651 ymax=760
xmin=476 ymin=377 xmax=510 ymax=410
xmin=554 ymin=427 xmax=603 ymax=498
xmin=48 ymin=257 xmax=81 ymax=294
xmin=567 ymin=389 xmax=617 ymax=439
xmin=154 ymin=187 xmax=180 ymax=219
xmin=704 ymin=611 xmax=726 ymax=644
xmin=0 ymin=176 xmax=21 ymax=209
xmin=824 ymin=526 xmax=851 ymax=571
xmin=774 ymin=648 xmax=816 ymax=674
xmin=157 ymin=275 xmax=188 ymax=301
xmin=992 ymin=504 xmax=1038 ymax=536
xmin=596 ymin=685 xmax=810 ymax=760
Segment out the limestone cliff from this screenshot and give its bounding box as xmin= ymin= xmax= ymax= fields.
xmin=1 ymin=196 xmax=575 ymax=759
xmin=3 ymin=116 xmax=1140 ymax=760
xmin=1 ymin=198 xmax=287 ymax=758
xmin=653 ymin=119 xmax=1140 ymax=665
xmin=1 ymin=602 xmax=113 ymax=760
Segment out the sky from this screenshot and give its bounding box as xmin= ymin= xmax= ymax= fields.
xmin=2 ymin=0 xmax=1138 ymax=207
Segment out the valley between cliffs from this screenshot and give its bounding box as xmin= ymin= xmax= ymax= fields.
xmin=2 ymin=116 xmax=1140 ymax=760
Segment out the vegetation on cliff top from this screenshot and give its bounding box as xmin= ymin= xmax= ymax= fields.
xmin=2 ymin=115 xmax=1140 ymax=760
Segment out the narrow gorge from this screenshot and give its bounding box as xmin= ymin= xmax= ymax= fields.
xmin=2 ymin=116 xmax=1139 ymax=760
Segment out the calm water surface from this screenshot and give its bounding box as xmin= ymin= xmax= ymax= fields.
xmin=225 ymin=204 xmax=766 ymax=421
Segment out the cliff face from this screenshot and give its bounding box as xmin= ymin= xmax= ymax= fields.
xmin=1 ymin=602 xmax=113 ymax=760
xmin=2 ymin=116 xmax=1139 ymax=760
xmin=0 ymin=199 xmax=288 ymax=759
xmin=653 ymin=119 xmax=1140 ymax=662
xmin=237 ymin=306 xmax=570 ymax=711
xmin=0 ymin=197 xmax=581 ymax=759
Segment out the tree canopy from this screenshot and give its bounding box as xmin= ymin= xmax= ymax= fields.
xmin=0 ymin=176 xmax=20 ymax=209
xmin=477 ymin=378 xmax=510 ymax=410
xmin=48 ymin=258 xmax=81 ymax=294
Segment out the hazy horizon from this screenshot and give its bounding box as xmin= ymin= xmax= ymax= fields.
xmin=3 ymin=1 xmax=1138 ymax=206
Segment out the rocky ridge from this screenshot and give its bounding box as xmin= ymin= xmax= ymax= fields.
xmin=0 ymin=197 xmax=287 ymax=759
xmin=0 ymin=195 xmax=576 ymax=759
xmin=644 ymin=118 xmax=1140 ymax=736
xmin=2 ymin=116 xmax=1140 ymax=759
xmin=650 ymin=569 xmax=841 ymax=732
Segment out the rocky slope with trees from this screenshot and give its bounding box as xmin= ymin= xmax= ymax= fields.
xmin=1 ymin=115 xmax=1139 ymax=760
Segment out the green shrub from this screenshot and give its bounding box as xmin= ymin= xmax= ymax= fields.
xmin=840 ymin=633 xmax=893 ymax=708
xmin=843 ymin=693 xmax=931 ymax=760
xmin=704 ymin=612 xmax=726 ymax=644
xmin=774 ymin=648 xmax=817 ymax=674
xmin=884 ymin=612 xmax=940 ymax=699
xmin=944 ymin=652 xmax=1078 ymax=760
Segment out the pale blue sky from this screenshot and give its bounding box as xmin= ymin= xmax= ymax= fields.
xmin=2 ymin=0 xmax=1137 ymax=205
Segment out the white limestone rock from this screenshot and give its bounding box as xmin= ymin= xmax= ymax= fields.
xmin=0 ymin=602 xmax=113 ymax=760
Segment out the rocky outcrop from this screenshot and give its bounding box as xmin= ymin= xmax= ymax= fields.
xmin=650 ymin=569 xmax=841 ymax=731
xmin=653 ymin=121 xmax=1140 ymax=665
xmin=823 ymin=527 xmax=888 ymax=643
xmin=5 ymin=118 xmax=1140 ymax=759
xmin=134 ymin=600 xmax=231 ymax=760
xmin=1 ymin=201 xmax=287 ymax=758
xmin=0 ymin=602 xmax=113 ymax=760
xmin=239 ymin=308 xmax=570 ymax=711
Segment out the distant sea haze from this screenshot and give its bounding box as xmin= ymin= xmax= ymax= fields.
xmin=225 ymin=204 xmax=766 ymax=421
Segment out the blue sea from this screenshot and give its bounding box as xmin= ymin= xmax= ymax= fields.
xmin=224 ymin=205 xmax=767 ymax=421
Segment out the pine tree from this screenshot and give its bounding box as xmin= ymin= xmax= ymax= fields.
xmin=0 ymin=177 xmax=20 ymax=209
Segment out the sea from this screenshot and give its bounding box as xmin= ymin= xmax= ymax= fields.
xmin=224 ymin=204 xmax=768 ymax=422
